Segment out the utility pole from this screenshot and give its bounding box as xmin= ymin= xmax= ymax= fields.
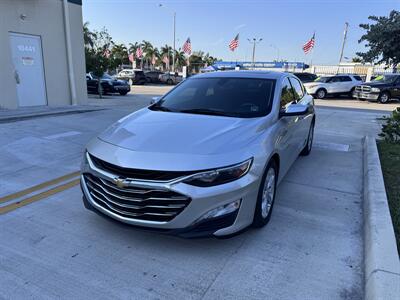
xmin=338 ymin=22 xmax=349 ymax=73
xmin=247 ymin=38 xmax=262 ymax=69
xmin=159 ymin=4 xmax=176 ymax=72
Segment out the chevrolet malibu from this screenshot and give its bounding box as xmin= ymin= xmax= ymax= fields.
xmin=81 ymin=71 xmax=315 ymax=238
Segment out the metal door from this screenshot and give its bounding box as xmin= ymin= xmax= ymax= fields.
xmin=9 ymin=33 xmax=47 ymax=107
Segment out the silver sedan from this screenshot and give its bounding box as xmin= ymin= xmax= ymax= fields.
xmin=81 ymin=71 xmax=315 ymax=237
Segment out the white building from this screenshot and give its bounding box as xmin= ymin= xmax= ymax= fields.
xmin=0 ymin=0 xmax=87 ymax=109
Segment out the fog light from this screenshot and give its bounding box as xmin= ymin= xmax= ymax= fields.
xmin=197 ymin=199 xmax=241 ymax=223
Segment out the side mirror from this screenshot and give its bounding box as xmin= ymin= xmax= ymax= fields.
xmin=279 ymin=104 xmax=308 ymax=117
xmin=150 ymin=96 xmax=160 ymax=105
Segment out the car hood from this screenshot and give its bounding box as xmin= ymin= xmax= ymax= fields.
xmin=303 ymin=82 xmax=323 ymax=87
xmin=98 ymin=108 xmax=264 ymax=156
xmin=362 ymin=81 xmax=391 ymax=87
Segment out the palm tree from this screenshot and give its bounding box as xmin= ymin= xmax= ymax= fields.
xmin=128 ymin=42 xmax=141 ymax=68
xmin=189 ymin=51 xmax=205 ymax=73
xmin=83 ymin=22 xmax=96 ymax=48
xmin=160 ymin=44 xmax=173 ymax=70
xmin=174 ymin=49 xmax=187 ymax=69
xmin=110 ymin=43 xmax=128 ymax=71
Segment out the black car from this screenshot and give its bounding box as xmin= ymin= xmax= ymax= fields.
xmin=116 ymin=69 xmax=146 ymax=85
xmin=145 ymin=70 xmax=163 ymax=83
xmin=86 ymin=73 xmax=131 ymax=95
xmin=292 ymin=72 xmax=318 ymax=83
xmin=354 ymin=74 xmax=400 ymax=103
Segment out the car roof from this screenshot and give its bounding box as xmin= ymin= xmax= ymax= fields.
xmin=192 ymin=70 xmax=287 ymax=80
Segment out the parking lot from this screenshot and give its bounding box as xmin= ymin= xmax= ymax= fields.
xmin=0 ymin=86 xmax=396 ymax=299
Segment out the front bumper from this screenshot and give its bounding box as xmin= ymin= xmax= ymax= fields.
xmin=353 ymin=91 xmax=379 ymax=101
xmin=81 ymin=152 xmax=260 ymax=237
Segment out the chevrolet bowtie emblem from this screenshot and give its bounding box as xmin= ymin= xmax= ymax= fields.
xmin=113 ymin=177 xmax=127 ymax=188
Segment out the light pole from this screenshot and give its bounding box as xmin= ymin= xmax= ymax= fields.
xmin=159 ymin=4 xmax=176 ymax=72
xmin=338 ymin=22 xmax=349 ymax=73
xmin=269 ymin=44 xmax=280 ymax=62
xmin=247 ymin=38 xmax=262 ymax=69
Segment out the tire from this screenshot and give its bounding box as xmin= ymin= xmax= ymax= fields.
xmin=119 ymin=91 xmax=128 ymax=96
xmin=378 ymin=91 xmax=390 ymax=104
xmin=300 ymin=121 xmax=315 ymax=156
xmin=349 ymin=87 xmax=356 ymax=98
xmin=167 ymin=79 xmax=173 ymax=85
xmin=252 ymin=159 xmax=278 ymax=228
xmin=315 ymin=88 xmax=327 ymax=99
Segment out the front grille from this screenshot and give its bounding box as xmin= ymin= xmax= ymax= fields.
xmin=83 ymin=174 xmax=191 ymax=222
xmin=89 ymin=154 xmax=196 ymax=181
xmin=355 ymin=85 xmax=371 ymax=93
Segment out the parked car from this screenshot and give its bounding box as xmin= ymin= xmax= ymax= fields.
xmin=353 ymin=74 xmax=400 ymax=103
xmin=86 ymin=73 xmax=130 ymax=95
xmin=303 ymin=74 xmax=363 ymax=99
xmin=159 ymin=72 xmax=183 ymax=85
xmin=145 ymin=70 xmax=163 ymax=83
xmin=81 ymin=71 xmax=315 ymax=238
xmin=116 ymin=69 xmax=146 ymax=85
xmin=292 ymin=72 xmax=318 ymax=83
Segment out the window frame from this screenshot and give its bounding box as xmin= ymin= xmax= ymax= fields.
xmin=288 ymin=77 xmax=305 ymax=102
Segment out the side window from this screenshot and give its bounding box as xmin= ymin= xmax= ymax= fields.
xmin=340 ymin=76 xmax=352 ymax=82
xmin=280 ymin=78 xmax=294 ymax=109
xmin=353 ymin=75 xmax=362 ymax=81
xmin=330 ymin=77 xmax=341 ymax=83
xmin=289 ymin=78 xmax=304 ymax=101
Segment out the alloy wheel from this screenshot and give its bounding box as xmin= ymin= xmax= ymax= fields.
xmin=261 ymin=167 xmax=276 ymax=218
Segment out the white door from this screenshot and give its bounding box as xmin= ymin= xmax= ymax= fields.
xmin=9 ymin=33 xmax=47 ymax=107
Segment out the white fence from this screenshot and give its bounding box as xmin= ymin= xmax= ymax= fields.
xmin=306 ymin=65 xmax=399 ymax=76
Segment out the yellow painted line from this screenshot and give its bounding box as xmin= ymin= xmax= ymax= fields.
xmin=0 ymin=178 xmax=80 ymax=215
xmin=0 ymin=171 xmax=80 ymax=204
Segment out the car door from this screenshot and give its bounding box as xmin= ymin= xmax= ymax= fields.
xmin=392 ymin=76 xmax=400 ymax=98
xmin=338 ymin=75 xmax=354 ymax=92
xmin=86 ymin=75 xmax=97 ymax=93
xmin=288 ymin=77 xmax=313 ymax=152
xmin=326 ymin=76 xmax=342 ymax=93
xmin=276 ymin=77 xmax=299 ymax=176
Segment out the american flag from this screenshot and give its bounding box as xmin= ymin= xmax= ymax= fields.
xmin=128 ymin=53 xmax=134 ymax=63
xmin=302 ymin=33 xmax=315 ymax=54
xmin=135 ymin=47 xmax=143 ymax=58
xmin=182 ymin=38 xmax=192 ymax=55
xmin=229 ymin=34 xmax=239 ymax=51
xmin=162 ymin=55 xmax=169 ymax=65
xmin=103 ymin=48 xmax=111 ymax=58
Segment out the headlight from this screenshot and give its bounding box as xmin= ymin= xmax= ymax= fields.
xmin=183 ymin=158 xmax=253 ymax=187
xmin=371 ymin=87 xmax=381 ymax=93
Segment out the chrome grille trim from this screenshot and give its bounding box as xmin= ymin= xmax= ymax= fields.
xmin=83 ymin=173 xmax=191 ymax=222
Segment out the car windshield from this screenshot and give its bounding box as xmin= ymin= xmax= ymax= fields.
xmin=150 ymin=77 xmax=275 ymax=118
xmin=372 ymin=75 xmax=398 ymax=83
xmin=314 ymin=76 xmax=331 ymax=83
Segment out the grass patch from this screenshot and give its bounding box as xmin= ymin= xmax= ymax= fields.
xmin=377 ymin=141 xmax=400 ymax=254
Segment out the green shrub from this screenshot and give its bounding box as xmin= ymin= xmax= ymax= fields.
xmin=379 ymin=107 xmax=400 ymax=143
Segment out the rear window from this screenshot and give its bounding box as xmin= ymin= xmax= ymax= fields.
xmin=152 ymin=77 xmax=276 ymax=118
xmin=353 ymin=75 xmax=362 ymax=81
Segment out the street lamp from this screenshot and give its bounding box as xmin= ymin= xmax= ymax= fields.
xmin=269 ymin=44 xmax=280 ymax=62
xmin=247 ymin=38 xmax=262 ymax=69
xmin=159 ymin=4 xmax=176 ymax=72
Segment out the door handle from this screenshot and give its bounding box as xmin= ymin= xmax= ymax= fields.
xmin=14 ymin=70 xmax=20 ymax=84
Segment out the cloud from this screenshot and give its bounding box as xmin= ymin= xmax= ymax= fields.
xmin=234 ymin=24 xmax=246 ymax=31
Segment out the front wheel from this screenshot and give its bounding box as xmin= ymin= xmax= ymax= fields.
xmin=378 ymin=92 xmax=390 ymax=104
xmin=300 ymin=121 xmax=315 ymax=156
xmin=119 ymin=91 xmax=128 ymax=96
xmin=315 ymin=89 xmax=327 ymax=99
xmin=253 ymin=160 xmax=278 ymax=228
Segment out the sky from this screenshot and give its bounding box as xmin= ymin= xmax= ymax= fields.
xmin=82 ymin=0 xmax=400 ymax=65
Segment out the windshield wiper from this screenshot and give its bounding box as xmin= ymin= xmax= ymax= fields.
xmin=150 ymin=104 xmax=173 ymax=112
xmin=179 ymin=108 xmax=233 ymax=117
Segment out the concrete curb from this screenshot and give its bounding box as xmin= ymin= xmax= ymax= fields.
xmin=363 ymin=136 xmax=400 ymax=300
xmin=0 ymin=107 xmax=104 ymax=123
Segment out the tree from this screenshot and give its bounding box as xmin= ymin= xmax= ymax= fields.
xmin=352 ymin=57 xmax=362 ymax=63
xmin=84 ymin=26 xmax=112 ymax=98
xmin=128 ymin=42 xmax=141 ymax=68
xmin=160 ymin=44 xmax=173 ymax=70
xmin=357 ymin=10 xmax=400 ymax=72
xmin=83 ymin=22 xmax=96 ymax=48
xmin=174 ymin=49 xmax=187 ymax=69
xmin=110 ymin=43 xmax=128 ymax=71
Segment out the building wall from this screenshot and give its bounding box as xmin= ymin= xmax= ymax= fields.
xmin=0 ymin=0 xmax=87 ymax=109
